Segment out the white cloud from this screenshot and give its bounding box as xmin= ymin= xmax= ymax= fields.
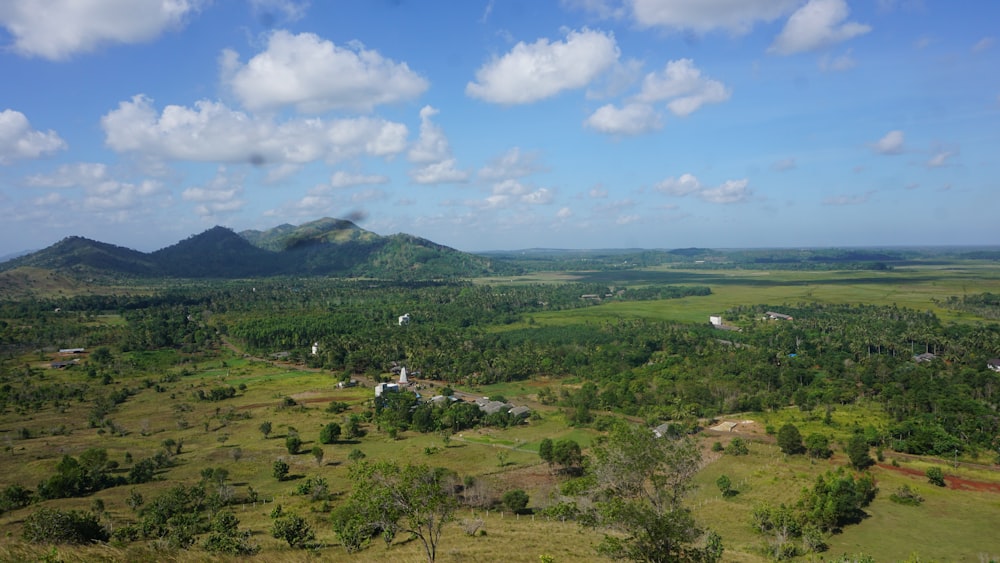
xmin=222 ymin=30 xmax=428 ymax=113
xmin=629 ymin=0 xmax=800 ymax=34
xmin=556 ymin=206 xmax=573 ymax=219
xmin=699 ymin=179 xmax=750 ymax=203
xmin=0 ymin=109 xmax=67 ymax=164
xmin=181 ymin=167 xmax=245 ymax=217
xmin=655 ymin=173 xmax=751 ymax=203
xmin=588 ymin=186 xmax=609 ymax=198
xmin=819 ymin=49 xmax=857 ymax=71
xmin=410 ymin=159 xmax=469 ymax=185
xmin=972 ymin=36 xmax=994 ymax=53
xmin=0 ymin=0 xmax=201 ymax=60
xmin=926 ymin=150 xmax=955 ymax=168
xmin=408 ymin=106 xmax=451 ymax=164
xmin=25 ymin=163 xmax=108 ymax=187
xmin=473 ymin=179 xmax=555 ymax=209
xmin=585 ymin=103 xmax=661 ymax=135
xmin=84 ymin=179 xmax=165 ymax=213
xmin=654 ymin=173 xmax=702 ymax=196
xmin=636 ymin=59 xmax=731 ymax=116
xmin=770 ymin=0 xmax=871 ymax=55
xmin=616 ymin=214 xmax=640 ymax=225
xmin=873 ymin=129 xmax=904 ymax=155
xmin=466 ymin=28 xmax=620 ymax=104
xmin=478 ymin=147 xmax=546 ymax=180
xmin=101 ymin=95 xmax=408 ymax=164
xmin=351 ymin=188 xmax=386 ymax=203
xmin=329 ymin=171 xmax=389 ymax=189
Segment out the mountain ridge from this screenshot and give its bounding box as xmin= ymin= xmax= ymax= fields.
xmin=0 ymin=219 xmax=511 ymax=280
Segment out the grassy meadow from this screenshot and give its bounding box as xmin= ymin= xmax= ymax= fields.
xmin=2 ymin=261 xmax=999 ymax=561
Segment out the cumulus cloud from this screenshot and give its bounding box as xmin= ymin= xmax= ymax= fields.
xmin=0 ymin=0 xmax=201 ymax=60
xmin=478 ymin=147 xmax=546 ymax=180
xmin=556 ymin=206 xmax=573 ymax=219
xmin=770 ymin=0 xmax=871 ymax=55
xmin=584 ymin=103 xmax=661 ymax=135
xmin=25 ymin=163 xmax=108 ymax=187
xmin=408 ymin=106 xmax=451 ymax=164
xmin=410 ymin=159 xmax=469 ymax=185
xmin=655 ymin=173 xmax=751 ymax=203
xmin=926 ymin=150 xmax=956 ymax=168
xmin=872 ymin=129 xmax=904 ymax=155
xmin=84 ymin=178 xmax=166 ymax=214
xmin=636 ymin=59 xmax=731 ymax=116
xmin=101 ymin=95 xmax=408 ymax=164
xmin=182 ymin=168 xmax=245 ymax=218
xmin=654 ymin=173 xmax=702 ymax=196
xmin=629 ymin=0 xmax=800 ymax=34
xmin=329 ymin=170 xmax=389 ymax=189
xmin=466 ymin=28 xmax=620 ymax=104
xmin=0 ymin=109 xmax=67 ymax=164
xmin=476 ymin=179 xmax=554 ymax=209
xmin=221 ymin=30 xmax=428 ymax=113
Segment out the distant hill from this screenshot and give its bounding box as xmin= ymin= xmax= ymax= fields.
xmin=0 ymin=219 xmax=514 ymax=280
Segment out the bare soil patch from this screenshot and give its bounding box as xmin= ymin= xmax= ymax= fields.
xmin=876 ymin=463 xmax=1000 ymax=494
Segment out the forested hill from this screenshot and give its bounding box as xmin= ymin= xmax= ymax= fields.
xmin=0 ymin=219 xmax=516 ymax=280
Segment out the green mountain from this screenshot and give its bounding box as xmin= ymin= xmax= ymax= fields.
xmin=0 ymin=236 xmax=158 ymax=276
xmin=0 ymin=219 xmax=514 ymax=280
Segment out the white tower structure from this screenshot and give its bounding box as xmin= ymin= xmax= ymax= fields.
xmin=399 ymin=367 xmax=408 ymax=384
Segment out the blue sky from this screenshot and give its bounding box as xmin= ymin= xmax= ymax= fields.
xmin=0 ymin=0 xmax=997 ymax=255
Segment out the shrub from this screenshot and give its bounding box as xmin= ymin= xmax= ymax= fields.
xmin=725 ymin=437 xmax=749 ymax=456
xmin=319 ymin=422 xmax=341 ymax=444
xmin=22 ymin=507 xmax=109 ymax=544
xmin=285 ymin=435 xmax=302 ymax=455
xmin=926 ymin=466 xmax=946 ymax=487
xmin=777 ymin=424 xmax=805 ymax=455
xmin=501 ymin=489 xmax=529 ymax=513
xmin=889 ymin=485 xmax=924 ymax=506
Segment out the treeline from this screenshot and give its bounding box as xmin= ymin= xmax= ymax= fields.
xmin=940 ymin=292 xmax=1000 ymax=320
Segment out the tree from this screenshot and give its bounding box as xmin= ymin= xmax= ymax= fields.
xmin=804 ymin=433 xmax=832 ymax=459
xmin=501 ymin=489 xmax=529 ymax=513
xmin=285 ymin=435 xmax=302 ymax=455
xmin=272 ymin=459 xmax=290 ymax=481
xmin=538 ymin=437 xmax=554 ymax=466
xmin=342 ymin=461 xmax=457 ymax=563
xmin=270 ymin=511 xmax=314 ymax=548
xmin=846 ymin=435 xmax=873 ymax=470
xmin=551 ymin=439 xmax=583 ymax=473
xmin=777 ymin=424 xmax=805 ymax=455
xmin=203 ymin=510 xmax=259 ymax=555
xmin=320 ymin=422 xmax=341 ymax=444
xmin=585 ymin=423 xmax=723 ymax=563
xmin=926 ymin=466 xmax=946 ymax=487
xmin=259 ymin=421 xmax=272 ymax=438
xmin=311 ymin=446 xmax=324 ymax=467
xmin=716 ymin=475 xmax=733 ymax=498
xmin=800 ymin=468 xmax=877 ymax=532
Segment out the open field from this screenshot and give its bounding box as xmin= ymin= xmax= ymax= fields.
xmin=490 ymin=264 xmax=1000 ymax=325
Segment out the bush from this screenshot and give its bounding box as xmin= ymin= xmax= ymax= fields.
xmin=501 ymin=489 xmax=529 ymax=513
xmin=319 ymin=422 xmax=341 ymax=444
xmin=725 ymin=437 xmax=749 ymax=456
xmin=22 ymin=507 xmax=109 ymax=544
xmin=889 ymin=485 xmax=924 ymax=506
xmin=273 ymin=459 xmax=290 ymax=481
xmin=285 ymin=435 xmax=302 ymax=455
xmin=926 ymin=466 xmax=946 ymax=487
xmin=805 ymin=433 xmax=832 ymax=459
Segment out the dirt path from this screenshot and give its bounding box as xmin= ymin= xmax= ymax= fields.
xmin=876 ymin=463 xmax=1000 ymax=494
